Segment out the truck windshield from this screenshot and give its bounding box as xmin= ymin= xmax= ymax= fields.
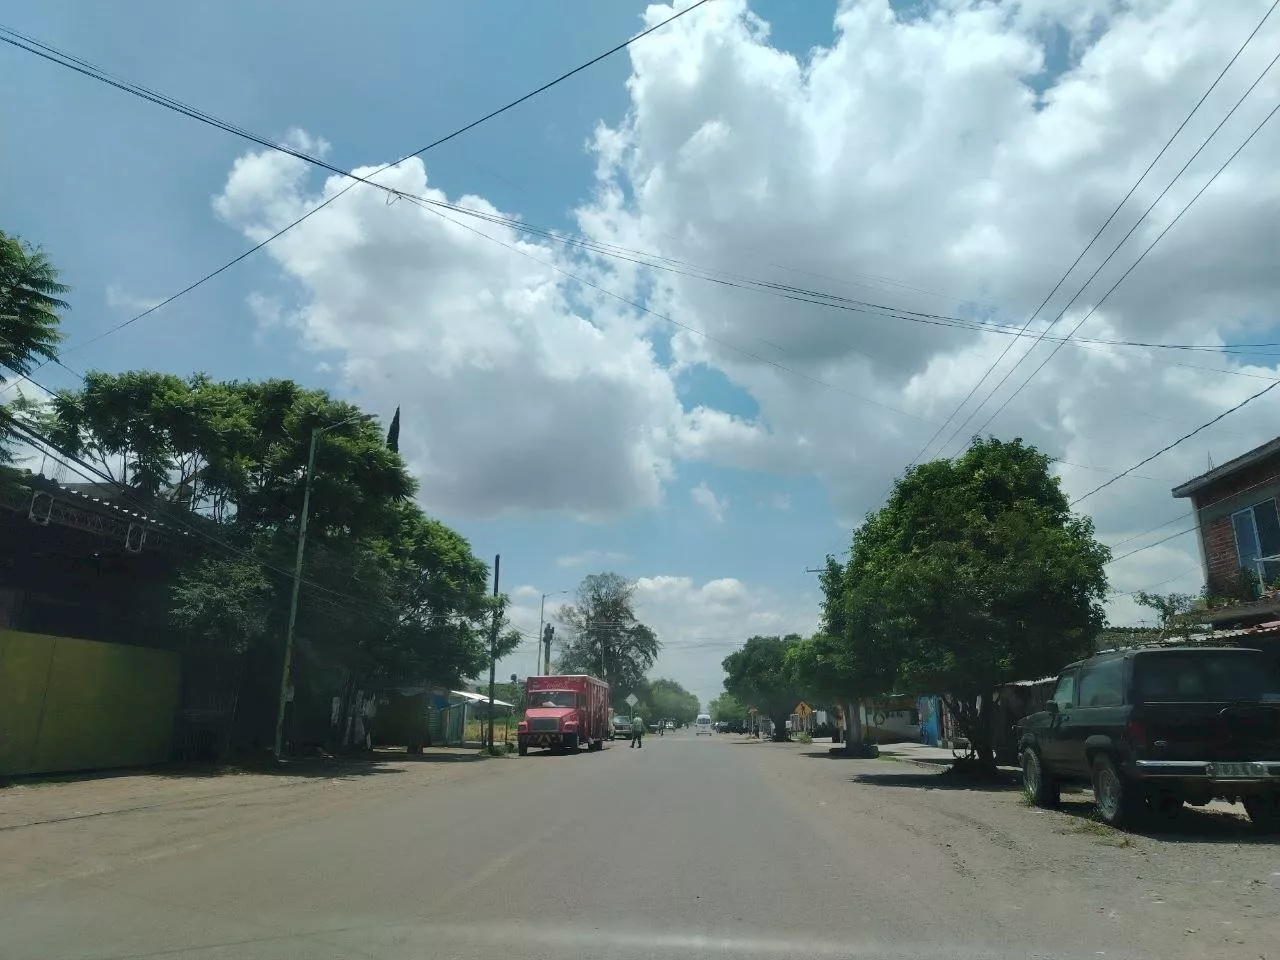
xmin=1135 ymin=652 xmax=1280 ymax=702
xmin=529 ymin=690 xmax=577 ymax=708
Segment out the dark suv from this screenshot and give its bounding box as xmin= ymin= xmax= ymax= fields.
xmin=1016 ymin=646 xmax=1280 ymax=829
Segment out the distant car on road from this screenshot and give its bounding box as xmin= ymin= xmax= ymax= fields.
xmin=695 ymin=713 xmax=712 ymax=735
xmin=1017 ymin=646 xmax=1280 ymax=830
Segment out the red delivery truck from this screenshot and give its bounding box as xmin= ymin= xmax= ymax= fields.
xmin=518 ymin=674 xmax=610 ymax=755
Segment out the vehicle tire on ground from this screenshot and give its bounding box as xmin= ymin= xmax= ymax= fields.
xmin=518 ymin=742 xmax=528 ymax=757
xmin=565 ymin=734 xmax=579 ymax=752
xmin=1092 ymin=754 xmax=1145 ymax=828
xmin=1242 ymin=793 xmax=1280 ymax=831
xmin=1021 ymin=746 xmax=1060 ymax=808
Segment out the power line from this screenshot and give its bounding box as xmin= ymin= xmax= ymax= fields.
xmin=10 ymin=20 xmax=1280 ymax=433
xmin=0 ymin=1 xmax=712 ymax=368
xmin=966 ymin=46 xmax=1280 ymax=442
xmin=900 ymin=0 xmax=1280 ymax=469
xmin=1105 ymin=526 xmax=1198 ymax=565
xmin=406 ymin=195 xmax=934 ymax=422
xmin=13 ymin=20 xmax=1280 ymax=394
xmin=1105 ymin=513 xmax=1192 ymax=550
xmin=1 ymin=399 xmax=438 ymax=624
xmin=1110 ymin=565 xmax=1203 ymax=598
xmin=1071 ymin=377 xmax=1280 ymax=506
xmin=12 ymin=10 xmax=1280 ymax=525
xmin=1099 ymin=466 xmax=1280 ymax=566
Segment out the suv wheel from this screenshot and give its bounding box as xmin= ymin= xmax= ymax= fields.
xmin=1021 ymin=747 xmax=1060 ymax=808
xmin=1243 ymin=793 xmax=1280 ymax=831
xmin=1092 ymin=755 xmax=1144 ymax=828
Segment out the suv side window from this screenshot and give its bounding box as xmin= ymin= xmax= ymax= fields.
xmin=1051 ymin=671 xmax=1076 ymax=710
xmin=1077 ymin=658 xmax=1124 ymax=707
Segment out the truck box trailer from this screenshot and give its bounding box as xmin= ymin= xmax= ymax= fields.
xmin=518 ymin=674 xmax=609 ymax=755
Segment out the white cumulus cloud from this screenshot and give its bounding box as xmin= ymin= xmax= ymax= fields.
xmin=213 ymin=0 xmax=1280 ymax=630
xmin=690 ymin=480 xmax=728 ymax=522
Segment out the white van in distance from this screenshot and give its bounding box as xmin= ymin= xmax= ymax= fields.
xmin=695 ymin=714 xmax=712 ymax=735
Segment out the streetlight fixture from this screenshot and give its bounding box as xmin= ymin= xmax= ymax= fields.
xmin=273 ymin=412 xmax=370 ymax=761
xmin=536 ymin=589 xmax=569 ymax=676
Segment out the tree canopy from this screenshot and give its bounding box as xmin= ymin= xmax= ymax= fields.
xmin=643 ymin=677 xmax=701 ymax=724
xmin=722 ymin=634 xmax=803 ymax=740
xmin=1132 ymin=591 xmax=1196 ymax=633
xmin=556 ymin=572 xmax=659 ymax=708
xmin=35 ymin=369 xmax=500 ymax=749
xmin=824 ymin=437 xmax=1110 ymax=765
xmin=708 ymin=691 xmax=747 ymax=724
xmin=1 ymin=230 xmax=66 ymax=468
xmin=0 ymin=231 xmax=65 ymax=379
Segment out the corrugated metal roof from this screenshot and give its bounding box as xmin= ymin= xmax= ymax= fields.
xmin=450 ymin=689 xmax=514 ymax=708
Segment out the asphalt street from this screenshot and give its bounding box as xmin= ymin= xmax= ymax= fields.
xmin=2 ymin=732 xmax=1275 ymax=960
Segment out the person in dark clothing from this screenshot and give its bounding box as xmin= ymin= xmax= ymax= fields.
xmin=630 ymin=715 xmax=645 ymax=748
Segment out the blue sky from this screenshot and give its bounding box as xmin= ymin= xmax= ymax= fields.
xmin=6 ymin=1 xmax=1280 ymax=706
xmin=1 ymin=1 xmax=853 ymax=702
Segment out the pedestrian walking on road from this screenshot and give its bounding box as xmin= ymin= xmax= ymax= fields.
xmin=630 ymin=715 xmax=645 ymax=748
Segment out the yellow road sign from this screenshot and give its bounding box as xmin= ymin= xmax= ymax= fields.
xmin=794 ymin=701 xmax=812 ymax=717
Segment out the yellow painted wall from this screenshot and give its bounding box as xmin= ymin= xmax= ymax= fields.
xmin=0 ymin=630 xmax=181 ymax=776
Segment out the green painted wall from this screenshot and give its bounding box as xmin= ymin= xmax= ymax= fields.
xmin=0 ymin=630 xmax=181 ymax=776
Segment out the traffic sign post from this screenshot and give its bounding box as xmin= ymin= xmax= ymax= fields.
xmin=625 ymin=691 xmax=638 ymax=719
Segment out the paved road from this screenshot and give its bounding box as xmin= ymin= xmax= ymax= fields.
xmin=2 ymin=733 xmax=1275 ymax=959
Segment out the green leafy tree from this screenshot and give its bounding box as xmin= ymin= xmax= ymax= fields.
xmin=1132 ymin=591 xmax=1196 ymax=634
xmin=645 ymin=677 xmax=701 ymax=725
xmin=722 ymin=634 xmax=803 ymax=741
xmin=838 ymin=437 xmax=1110 ymax=768
xmin=816 ymin=546 xmax=913 ymax=751
xmin=785 ymin=631 xmax=859 ymax=744
xmin=556 ymin=572 xmax=659 ymax=707
xmin=0 ymin=231 xmax=65 ymax=378
xmin=47 ymin=373 xmax=414 ymax=535
xmin=40 ymin=370 xmax=495 ymax=750
xmin=1 ymin=231 xmax=66 ymax=467
xmin=708 ymin=691 xmax=747 ymax=724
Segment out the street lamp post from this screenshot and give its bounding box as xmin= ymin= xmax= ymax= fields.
xmin=273 ymin=413 xmax=366 ymax=762
xmin=536 ymin=589 xmax=568 ymax=676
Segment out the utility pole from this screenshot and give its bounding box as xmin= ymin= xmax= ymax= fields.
xmin=542 ymin=623 xmax=555 ymax=675
xmin=486 ymin=554 xmax=501 ymax=751
xmin=535 ymin=589 xmax=567 ymax=676
xmin=273 ymin=413 xmax=365 ymax=762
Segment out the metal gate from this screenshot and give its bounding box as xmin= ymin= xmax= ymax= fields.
xmin=171 ymin=653 xmax=244 ymax=762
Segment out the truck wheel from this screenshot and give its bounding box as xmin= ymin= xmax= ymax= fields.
xmin=518 ymin=742 xmax=528 ymax=757
xmin=1021 ymin=747 xmax=1059 ymax=808
xmin=1092 ymin=755 xmax=1145 ymax=828
xmin=565 ymin=734 xmax=579 ymax=752
xmin=1243 ymin=794 xmax=1280 ymax=831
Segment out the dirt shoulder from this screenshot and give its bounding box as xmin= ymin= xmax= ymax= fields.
xmin=0 ymin=748 xmax=501 ymax=895
xmin=745 ymin=737 xmax=1280 ymax=960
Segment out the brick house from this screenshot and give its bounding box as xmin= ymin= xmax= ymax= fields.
xmin=1172 ymin=437 xmax=1280 ymax=625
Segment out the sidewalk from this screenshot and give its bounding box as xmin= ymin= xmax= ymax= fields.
xmin=876 ymin=741 xmax=969 ymax=765
xmin=875 ymin=740 xmax=1021 ymax=772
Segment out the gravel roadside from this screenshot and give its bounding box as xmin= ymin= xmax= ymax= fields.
xmin=742 ymin=737 xmax=1280 ymax=960
xmin=0 ymin=749 xmax=500 ymax=895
